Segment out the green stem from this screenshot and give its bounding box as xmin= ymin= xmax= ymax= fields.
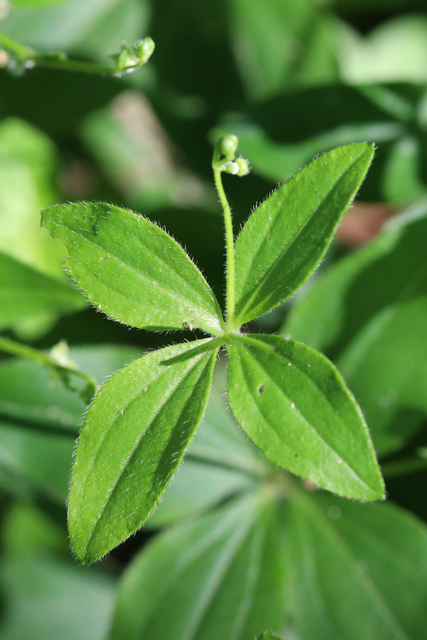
xmin=0 ymin=33 xmax=154 ymax=76
xmin=214 ymin=168 xmax=236 ymax=331
xmin=0 ymin=336 xmax=98 ymax=400
xmin=0 ymin=33 xmax=31 ymax=58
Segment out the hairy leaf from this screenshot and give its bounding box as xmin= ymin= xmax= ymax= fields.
xmin=109 ymin=493 xmax=287 ymax=640
xmin=41 ymin=202 xmax=224 ymax=335
xmin=227 ymin=334 xmax=384 ymax=501
xmin=288 ymin=492 xmax=427 ymax=640
xmin=233 ymin=143 xmax=374 ymax=326
xmin=68 ymin=338 xmax=220 ymax=563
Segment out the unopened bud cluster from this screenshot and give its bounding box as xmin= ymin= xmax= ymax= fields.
xmin=212 ymin=135 xmax=251 ymax=177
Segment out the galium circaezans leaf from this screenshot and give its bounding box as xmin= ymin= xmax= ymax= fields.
xmin=233 ymin=143 xmax=375 ymax=326
xmin=227 ymin=334 xmax=385 ymax=501
xmin=68 ymin=338 xmax=220 ymax=563
xmin=41 ymin=202 xmax=224 ymax=336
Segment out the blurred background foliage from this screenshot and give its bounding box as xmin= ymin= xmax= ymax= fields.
xmin=1 ymin=0 xmax=427 ymax=638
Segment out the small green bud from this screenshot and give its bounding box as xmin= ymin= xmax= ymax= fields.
xmin=225 ymin=161 xmax=239 ymax=175
xmin=219 ymin=135 xmax=238 ymax=159
xmin=134 ymin=37 xmax=155 ymax=64
xmin=235 ymin=157 xmax=250 ymax=177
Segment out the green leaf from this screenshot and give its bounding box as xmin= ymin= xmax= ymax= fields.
xmin=0 ymin=252 xmax=85 ymax=331
xmin=284 ymin=205 xmax=427 ymax=354
xmin=338 ymin=298 xmax=427 ymax=456
xmin=0 ymin=420 xmax=73 ymax=502
xmin=68 ymin=338 xmax=220 ymax=563
xmin=0 ymin=554 xmax=116 ymax=640
xmin=284 ymin=207 xmax=427 ymax=456
xmin=257 ymin=632 xmax=285 ymax=640
xmin=227 ymin=334 xmax=384 ymax=501
xmin=147 ymin=384 xmax=267 ymax=528
xmin=0 ymin=345 xmax=140 ymax=431
xmin=288 ymin=492 xmax=427 ymax=640
xmin=109 ymin=493 xmax=287 ymax=640
xmin=41 ymin=202 xmax=224 ymax=335
xmin=228 ymin=0 xmax=337 ymax=100
xmin=233 ymin=144 xmax=375 ymax=326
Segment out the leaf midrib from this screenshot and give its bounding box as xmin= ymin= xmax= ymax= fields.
xmin=235 ymin=338 xmax=377 ymax=494
xmin=235 ymin=153 xmax=367 ymax=323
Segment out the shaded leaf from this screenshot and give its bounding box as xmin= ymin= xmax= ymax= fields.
xmin=109 ymin=493 xmax=287 ymax=640
xmin=227 ymin=334 xmax=384 ymax=501
xmin=41 ymin=202 xmax=224 ymax=335
xmin=0 ymin=345 xmax=140 ymax=431
xmin=69 ymin=338 xmax=220 ymax=563
xmin=288 ymin=492 xmax=427 ymax=640
xmin=257 ymin=632 xmax=285 ymax=640
xmin=234 ymin=144 xmax=375 ymax=326
xmin=0 ymin=554 xmax=115 ymax=640
xmin=0 ymin=252 xmax=85 ymax=331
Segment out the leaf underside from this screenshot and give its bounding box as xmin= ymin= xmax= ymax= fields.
xmin=227 ymin=334 xmax=384 ymax=501
xmin=234 ymin=143 xmax=375 ymax=326
xmin=41 ymin=202 xmax=223 ymax=335
xmin=68 ymin=338 xmax=220 ymax=563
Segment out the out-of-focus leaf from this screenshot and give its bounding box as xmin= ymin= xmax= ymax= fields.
xmin=42 ymin=202 xmax=224 ymax=334
xmin=227 ymin=0 xmax=338 ymax=100
xmin=1 ymin=501 xmax=67 ymax=556
xmin=81 ymin=93 xmax=208 ymax=211
xmin=1 ymin=0 xmax=149 ymax=59
xmin=0 ymin=344 xmax=140 ymax=431
xmin=338 ymin=298 xmax=427 ymax=456
xmin=0 ymin=345 xmax=141 ymax=502
xmin=227 ymin=334 xmax=384 ymax=501
xmin=0 ymin=252 xmax=85 ymax=332
xmin=110 ymin=493 xmax=287 ymax=640
xmin=285 ymin=206 xmax=427 ymax=353
xmin=233 ymin=144 xmax=374 ymax=326
xmin=339 ymin=16 xmax=427 ymax=85
xmin=216 ymin=84 xmax=427 ymax=203
xmin=284 ymin=207 xmax=427 ymax=455
xmin=0 ymin=420 xmax=73 ymax=502
xmin=69 ymin=339 xmax=219 ymax=563
xmin=257 ymin=632 xmax=285 ymax=640
xmin=288 ymin=492 xmax=427 ymax=640
xmin=0 ymin=554 xmax=116 ymax=640
xmin=0 ymin=118 xmax=65 ymax=276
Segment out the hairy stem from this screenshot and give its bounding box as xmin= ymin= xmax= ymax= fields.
xmin=214 ymin=168 xmax=236 ymax=331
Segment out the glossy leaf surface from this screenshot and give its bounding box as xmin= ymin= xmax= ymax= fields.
xmin=234 ymin=144 xmax=375 ymax=326
xmin=69 ymin=338 xmax=219 ymax=563
xmin=0 ymin=252 xmax=85 ymax=330
xmin=110 ymin=494 xmax=287 ymax=640
xmin=41 ymin=202 xmax=223 ymax=335
xmin=288 ymin=492 xmax=427 ymax=640
xmin=227 ymin=334 xmax=384 ymax=501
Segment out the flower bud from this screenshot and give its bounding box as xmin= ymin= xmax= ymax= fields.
xmin=219 ymin=135 xmax=238 ymax=159
xmin=235 ymin=157 xmax=250 ymax=177
xmin=225 ymin=161 xmax=239 ymax=175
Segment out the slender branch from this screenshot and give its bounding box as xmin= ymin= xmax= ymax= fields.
xmin=213 ymin=168 xmax=236 ymax=331
xmin=0 ymin=336 xmax=98 ymax=402
xmin=0 ymin=33 xmax=154 ymax=76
